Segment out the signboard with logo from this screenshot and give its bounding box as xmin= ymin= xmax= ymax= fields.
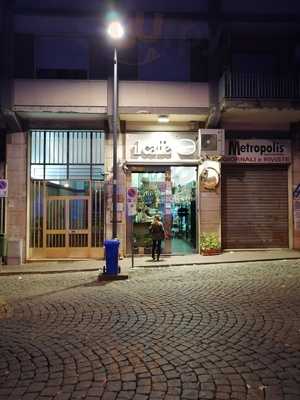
xmin=223 ymin=139 xmax=291 ymax=164
xmin=0 ymin=179 xmax=8 ymax=197
xmin=125 ymin=132 xmax=199 ymax=163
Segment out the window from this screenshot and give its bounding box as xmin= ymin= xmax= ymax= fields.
xmin=36 ymin=36 xmax=89 ymax=79
xmin=30 ymin=130 xmax=105 ymax=180
xmin=14 ymin=34 xmax=35 ymax=78
xmin=190 ymin=40 xmax=208 ymax=82
xmin=138 ymin=39 xmax=190 ymax=81
xmin=89 ymin=37 xmax=138 ymax=80
xmin=231 ymin=53 xmax=278 ymax=73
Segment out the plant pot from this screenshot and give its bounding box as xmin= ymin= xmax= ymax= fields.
xmin=200 ymin=248 xmax=222 ymax=256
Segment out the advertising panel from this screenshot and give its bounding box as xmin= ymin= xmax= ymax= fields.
xmin=223 ymin=139 xmax=291 ymax=164
xmin=125 ymin=132 xmax=199 ymax=163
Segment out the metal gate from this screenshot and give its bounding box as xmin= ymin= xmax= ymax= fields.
xmin=221 ymin=165 xmax=289 ymax=248
xmin=29 ymin=180 xmax=104 ymax=259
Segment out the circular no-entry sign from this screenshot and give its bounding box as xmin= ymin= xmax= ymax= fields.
xmin=0 ymin=180 xmax=7 ymax=190
xmin=127 ymin=187 xmax=137 ymax=200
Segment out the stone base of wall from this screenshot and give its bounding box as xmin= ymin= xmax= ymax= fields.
xmin=6 ymin=239 xmax=23 ymax=265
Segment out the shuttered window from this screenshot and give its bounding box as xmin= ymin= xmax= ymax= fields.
xmin=221 ymin=165 xmax=289 ymax=248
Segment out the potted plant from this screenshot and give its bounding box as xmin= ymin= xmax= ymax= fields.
xmin=200 ymin=232 xmax=222 ymax=256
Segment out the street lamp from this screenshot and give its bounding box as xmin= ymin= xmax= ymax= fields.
xmin=107 ymin=17 xmax=124 ymax=239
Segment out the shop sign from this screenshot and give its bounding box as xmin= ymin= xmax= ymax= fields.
xmin=0 ymin=179 xmax=8 ymax=197
xmin=126 ymin=132 xmax=199 ymax=163
xmin=223 ymin=139 xmax=291 ymax=164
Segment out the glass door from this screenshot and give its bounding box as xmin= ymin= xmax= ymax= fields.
xmin=170 ymin=167 xmax=197 ymax=254
xmin=129 ymin=166 xmax=197 ymax=256
xmin=131 ymin=171 xmax=171 ymax=254
xmin=29 ymin=180 xmax=105 ymax=259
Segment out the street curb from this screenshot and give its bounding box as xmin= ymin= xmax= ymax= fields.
xmin=130 ymin=256 xmax=300 ymax=268
xmin=0 ymin=268 xmax=100 ymax=276
xmin=97 ymin=274 xmax=129 ymax=281
xmin=0 ymin=256 xmax=300 ymax=276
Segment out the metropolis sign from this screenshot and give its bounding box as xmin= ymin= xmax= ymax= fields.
xmin=126 ymin=132 xmax=199 ymax=163
xmin=223 ymin=139 xmax=291 ymax=164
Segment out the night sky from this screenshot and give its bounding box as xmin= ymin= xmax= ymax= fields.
xmin=12 ymin=0 xmax=300 ymax=14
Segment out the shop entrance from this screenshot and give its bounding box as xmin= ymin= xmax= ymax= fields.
xmin=29 ymin=180 xmax=104 ymax=259
xmin=222 ymin=164 xmax=289 ymax=248
xmin=129 ymin=166 xmax=197 ymax=255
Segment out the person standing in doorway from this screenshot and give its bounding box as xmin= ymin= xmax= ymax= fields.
xmin=149 ymin=215 xmax=165 ymax=261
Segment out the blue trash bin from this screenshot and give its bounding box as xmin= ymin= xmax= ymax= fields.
xmin=103 ymin=239 xmax=120 ymax=275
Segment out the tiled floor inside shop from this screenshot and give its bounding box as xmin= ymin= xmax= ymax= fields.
xmin=171 ymin=238 xmax=195 ymax=254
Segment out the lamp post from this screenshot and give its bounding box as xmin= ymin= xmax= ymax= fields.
xmin=107 ymin=19 xmax=124 ymax=239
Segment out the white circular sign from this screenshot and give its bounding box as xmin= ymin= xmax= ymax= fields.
xmin=177 ymin=139 xmax=196 ymax=156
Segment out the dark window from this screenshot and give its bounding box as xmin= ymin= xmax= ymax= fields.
xmin=231 ymin=52 xmax=278 ymax=73
xmin=89 ymin=38 xmax=110 ymax=79
xmin=14 ymin=34 xmax=35 ymax=78
xmin=190 ymin=39 xmax=208 ymax=82
xmin=118 ymin=40 xmax=138 ymax=80
xmin=89 ymin=37 xmax=138 ymax=80
xmin=294 ymin=45 xmax=300 ymax=66
xmin=36 ymin=36 xmax=89 ymax=79
xmin=37 ymin=69 xmax=87 ymax=79
xmin=137 ymin=39 xmax=190 ymax=81
xmin=0 ymin=132 xmax=5 ymax=163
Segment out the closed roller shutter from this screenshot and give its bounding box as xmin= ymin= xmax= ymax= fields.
xmin=221 ymin=165 xmax=288 ymax=248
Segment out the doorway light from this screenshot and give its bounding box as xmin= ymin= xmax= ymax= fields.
xmin=158 ymin=115 xmax=169 ymax=123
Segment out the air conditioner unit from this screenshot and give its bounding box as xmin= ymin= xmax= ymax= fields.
xmin=199 ymin=129 xmax=224 ymax=156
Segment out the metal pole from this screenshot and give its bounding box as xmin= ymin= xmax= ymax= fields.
xmin=112 ymin=47 xmax=118 ymax=239
xmin=131 ymin=215 xmax=134 ymax=268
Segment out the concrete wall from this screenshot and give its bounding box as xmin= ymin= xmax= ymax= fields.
xmin=199 ymin=188 xmax=221 ymax=242
xmin=6 ymin=132 xmax=27 ymax=263
xmin=119 ymin=81 xmax=209 ymax=108
xmin=14 ymin=79 xmax=108 ymax=110
xmin=13 ymin=79 xmax=209 ymax=112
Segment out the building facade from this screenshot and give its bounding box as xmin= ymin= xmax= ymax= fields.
xmin=1 ymin=0 xmax=300 ymax=263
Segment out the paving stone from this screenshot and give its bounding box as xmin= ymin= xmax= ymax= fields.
xmin=0 ymin=260 xmax=300 ymax=400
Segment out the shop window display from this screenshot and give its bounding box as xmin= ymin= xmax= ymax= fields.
xmin=131 ymin=167 xmax=197 ymax=255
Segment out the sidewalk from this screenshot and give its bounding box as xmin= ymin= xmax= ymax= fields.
xmin=1 ymin=249 xmax=300 ymax=276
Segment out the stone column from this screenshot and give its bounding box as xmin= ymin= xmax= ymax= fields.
xmin=6 ymin=132 xmax=27 ymax=264
xmin=199 ymin=160 xmax=222 ymax=251
xmin=105 ymin=131 xmax=126 ymax=255
xmin=199 ymin=188 xmax=221 ymax=247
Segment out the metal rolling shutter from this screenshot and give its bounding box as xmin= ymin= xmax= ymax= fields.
xmin=221 ymin=165 xmax=289 ymax=248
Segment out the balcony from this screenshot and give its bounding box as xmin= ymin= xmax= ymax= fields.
xmin=219 ymin=71 xmax=300 ymax=102
xmin=11 ymin=79 xmax=210 ymax=128
xmin=218 ymin=71 xmax=300 ymax=128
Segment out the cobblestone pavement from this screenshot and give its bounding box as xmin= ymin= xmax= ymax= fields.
xmin=0 ymin=261 xmax=300 ymax=400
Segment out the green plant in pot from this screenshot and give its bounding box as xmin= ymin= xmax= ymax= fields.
xmin=200 ymin=232 xmax=221 ymax=255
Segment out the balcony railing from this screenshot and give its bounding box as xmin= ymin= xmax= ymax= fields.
xmin=219 ymin=71 xmax=300 ymax=100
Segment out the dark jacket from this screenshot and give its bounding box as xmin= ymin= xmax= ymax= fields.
xmin=149 ymin=221 xmax=165 ymax=240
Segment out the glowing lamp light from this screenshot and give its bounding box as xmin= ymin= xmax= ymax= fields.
xmin=107 ymin=20 xmax=125 ymax=40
